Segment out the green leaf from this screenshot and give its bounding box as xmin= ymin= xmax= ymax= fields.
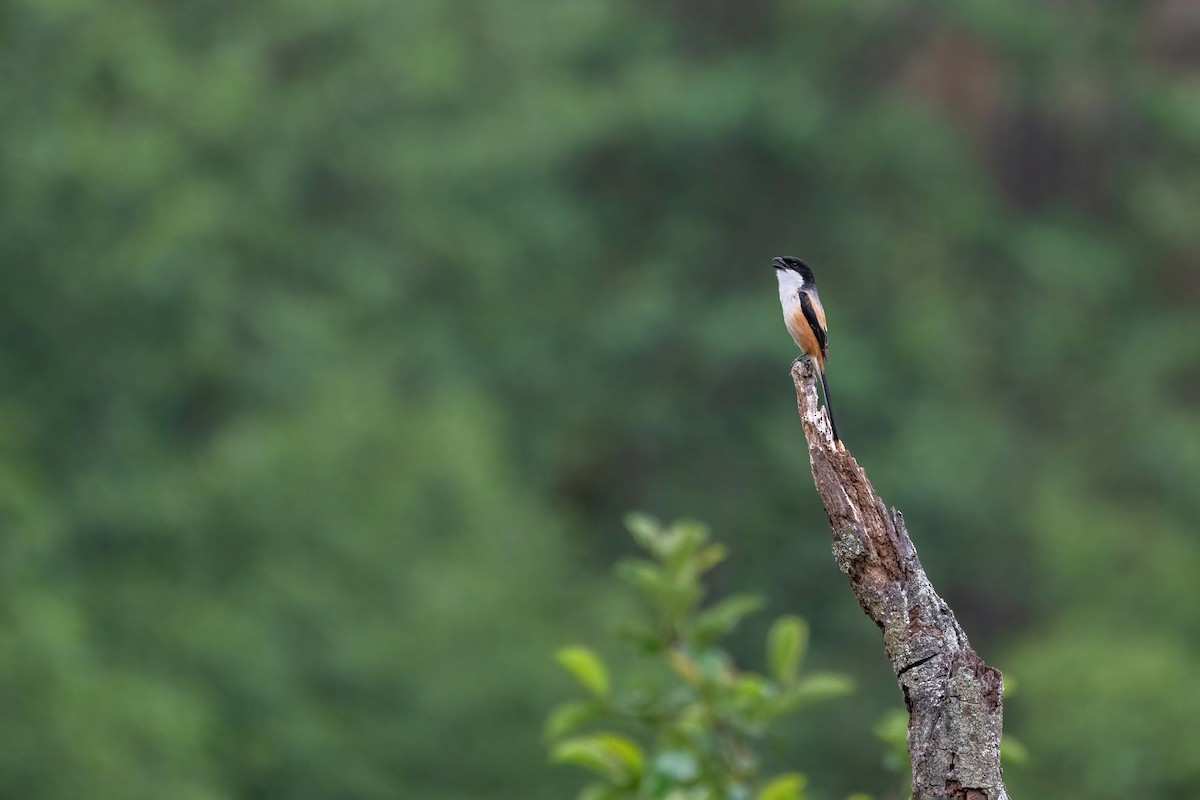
xmin=692 ymin=647 xmax=735 ymax=685
xmin=734 ymin=674 xmax=770 ymax=704
xmin=872 ymin=708 xmax=908 ymax=746
xmin=674 ymin=702 xmax=707 ymax=736
xmin=767 ymin=616 xmax=808 ymax=686
xmin=757 ymin=772 xmax=808 ymax=800
xmin=729 ymin=782 xmax=754 ymax=800
xmin=769 ymin=673 xmax=853 ymax=714
xmin=617 ymin=559 xmax=694 ymax=624
xmin=551 ymin=733 xmax=645 ymax=787
xmin=616 ymin=559 xmax=669 ymax=599
xmin=695 ymin=543 xmax=728 ymax=572
xmin=667 ymin=648 xmax=701 ymax=685
xmin=871 ymin=708 xmax=909 ymax=774
xmin=651 ymin=749 xmax=700 ymax=783
xmin=791 ymin=672 xmax=853 ymax=700
xmin=661 ymin=521 xmax=709 ymax=570
xmin=577 ymin=783 xmax=621 ymax=800
xmin=593 ymin=734 xmax=645 ymax=778
xmin=732 ymin=674 xmax=773 ymax=725
xmin=844 ymin=794 xmax=874 ymax=800
xmin=625 ymin=513 xmax=663 ymax=555
xmin=692 ymin=594 xmax=765 ymax=644
xmin=544 ymin=700 xmax=603 ymax=740
xmin=556 ymin=646 xmax=611 ymax=698
xmin=1001 ymin=734 xmax=1029 ymax=765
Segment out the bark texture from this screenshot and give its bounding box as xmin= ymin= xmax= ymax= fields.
xmin=790 ymin=359 xmax=1009 ymax=800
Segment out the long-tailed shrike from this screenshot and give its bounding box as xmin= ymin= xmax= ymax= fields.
xmin=773 ymin=255 xmax=839 ymax=442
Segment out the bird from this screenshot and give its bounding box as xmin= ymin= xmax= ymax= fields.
xmin=773 ymin=255 xmax=839 ymax=443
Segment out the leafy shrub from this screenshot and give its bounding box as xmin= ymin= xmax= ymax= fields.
xmin=546 ymin=515 xmax=853 ymax=800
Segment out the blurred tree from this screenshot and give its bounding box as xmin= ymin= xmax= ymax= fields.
xmin=0 ymin=0 xmax=1197 ymax=797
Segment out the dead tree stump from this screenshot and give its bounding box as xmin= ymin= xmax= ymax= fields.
xmin=790 ymin=359 xmax=1009 ymax=800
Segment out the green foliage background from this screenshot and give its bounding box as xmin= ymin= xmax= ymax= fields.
xmin=2 ymin=0 xmax=1198 ymax=798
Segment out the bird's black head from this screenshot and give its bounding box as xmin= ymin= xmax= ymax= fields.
xmin=772 ymin=256 xmax=814 ymax=284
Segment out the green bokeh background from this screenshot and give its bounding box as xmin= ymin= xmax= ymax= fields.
xmin=3 ymin=1 xmax=1199 ymax=798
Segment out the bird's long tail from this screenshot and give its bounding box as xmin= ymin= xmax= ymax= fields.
xmin=818 ymin=369 xmax=840 ymax=442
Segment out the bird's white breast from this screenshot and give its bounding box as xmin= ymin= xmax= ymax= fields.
xmin=776 ymin=269 xmax=819 ymax=351
xmin=776 ymin=269 xmax=806 ymax=317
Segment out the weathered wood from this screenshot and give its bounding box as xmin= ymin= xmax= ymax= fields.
xmin=790 ymin=358 xmax=1008 ymax=800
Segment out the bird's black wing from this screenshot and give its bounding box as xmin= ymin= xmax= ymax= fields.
xmin=799 ymin=292 xmax=828 ymax=358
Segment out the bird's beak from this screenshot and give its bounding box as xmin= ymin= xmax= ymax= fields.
xmin=772 ymin=256 xmax=787 ymax=270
